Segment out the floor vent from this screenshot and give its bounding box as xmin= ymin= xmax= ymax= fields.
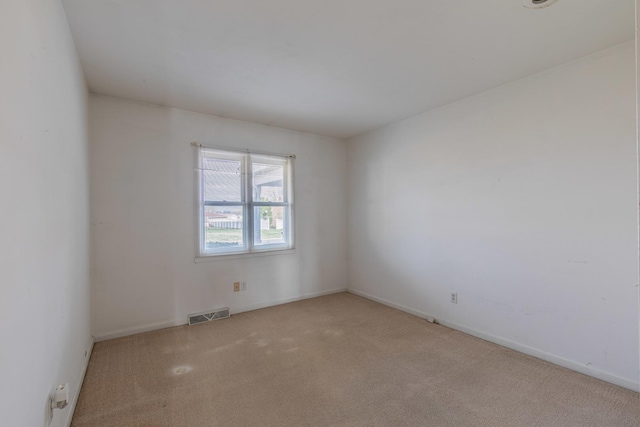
xmin=188 ymin=307 xmax=230 ymax=326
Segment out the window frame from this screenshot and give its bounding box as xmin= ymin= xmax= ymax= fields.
xmin=195 ymin=145 xmax=295 ymax=259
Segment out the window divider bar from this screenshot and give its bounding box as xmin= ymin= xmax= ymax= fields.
xmin=246 ymin=155 xmax=254 ymax=252
xmin=203 ymin=201 xmax=246 ymax=207
xmin=250 ymin=202 xmax=288 ymax=207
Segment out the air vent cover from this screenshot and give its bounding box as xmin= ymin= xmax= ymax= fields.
xmin=188 ymin=307 xmax=230 ymax=325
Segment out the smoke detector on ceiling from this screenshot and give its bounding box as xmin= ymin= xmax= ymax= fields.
xmin=523 ymin=0 xmax=559 ymax=9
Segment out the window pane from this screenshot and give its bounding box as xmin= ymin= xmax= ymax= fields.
xmin=253 ymin=163 xmax=284 ymax=202
xmin=253 ymin=206 xmax=287 ymax=247
xmin=203 ymin=158 xmax=242 ymax=202
xmin=204 ymin=206 xmax=244 ymax=251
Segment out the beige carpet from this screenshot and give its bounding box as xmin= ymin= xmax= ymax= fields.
xmin=72 ymin=292 xmax=639 ymax=426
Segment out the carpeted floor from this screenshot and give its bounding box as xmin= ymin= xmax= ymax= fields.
xmin=72 ymin=292 xmax=639 ymax=426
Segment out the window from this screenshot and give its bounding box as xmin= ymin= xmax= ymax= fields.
xmin=196 ymin=145 xmax=294 ymax=257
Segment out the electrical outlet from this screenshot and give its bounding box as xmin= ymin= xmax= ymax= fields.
xmin=450 ymin=293 xmax=458 ymax=304
xmin=241 ymin=281 xmax=247 ymax=292
xmin=233 ymin=282 xmax=240 ymax=292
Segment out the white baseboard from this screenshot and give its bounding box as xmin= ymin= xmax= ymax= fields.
xmin=230 ymin=287 xmax=347 ymax=315
xmin=65 ymin=338 xmax=95 ymax=427
xmin=95 ymin=318 xmax=187 ymax=342
xmin=94 ymin=287 xmax=348 ymax=342
xmin=347 ymin=288 xmax=640 ymax=393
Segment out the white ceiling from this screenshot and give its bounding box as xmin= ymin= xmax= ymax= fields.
xmin=61 ymin=0 xmax=634 ymax=139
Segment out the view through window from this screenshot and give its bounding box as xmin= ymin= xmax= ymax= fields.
xmin=198 ymin=147 xmax=293 ymax=256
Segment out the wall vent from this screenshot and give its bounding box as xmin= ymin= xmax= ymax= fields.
xmin=188 ymin=307 xmax=230 ymax=325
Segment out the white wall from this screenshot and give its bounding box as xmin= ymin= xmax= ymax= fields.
xmin=636 ymin=0 xmax=640 ymax=383
xmin=0 ymin=1 xmax=92 ymax=426
xmin=89 ymin=95 xmax=347 ymax=339
xmin=347 ymin=41 xmax=639 ymax=390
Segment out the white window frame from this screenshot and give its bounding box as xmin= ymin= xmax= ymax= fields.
xmin=195 ymin=145 xmax=294 ymax=259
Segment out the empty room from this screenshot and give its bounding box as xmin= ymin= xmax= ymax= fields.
xmin=2 ymin=0 xmax=640 ymax=426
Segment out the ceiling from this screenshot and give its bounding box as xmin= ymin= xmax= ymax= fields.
xmin=61 ymin=0 xmax=634 ymax=139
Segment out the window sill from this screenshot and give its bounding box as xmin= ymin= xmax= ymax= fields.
xmin=194 ymin=248 xmax=296 ymax=263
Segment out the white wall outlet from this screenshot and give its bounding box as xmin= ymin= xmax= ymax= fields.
xmin=450 ymin=293 xmax=458 ymax=304
xmin=241 ymin=281 xmax=247 ymax=292
xmin=49 ymin=383 xmax=70 ymax=418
